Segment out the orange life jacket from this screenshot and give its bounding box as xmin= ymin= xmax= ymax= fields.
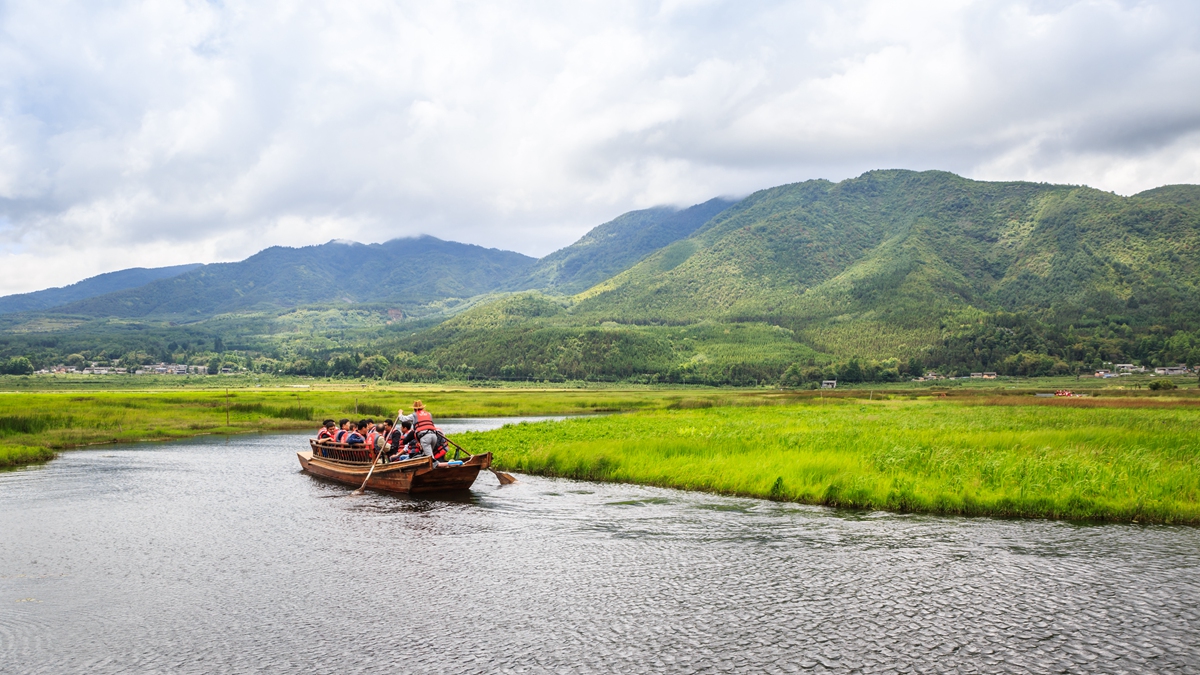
xmin=365 ymin=430 xmax=377 ymax=450
xmin=414 ymin=409 xmax=436 ymax=433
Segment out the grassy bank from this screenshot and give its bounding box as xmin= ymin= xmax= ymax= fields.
xmin=0 ymin=388 xmax=790 ymax=467
xmin=6 ymin=387 xmax=1199 ymax=524
xmin=461 ymin=398 xmax=1200 ymax=524
xmin=0 ymin=445 xmax=56 ymax=468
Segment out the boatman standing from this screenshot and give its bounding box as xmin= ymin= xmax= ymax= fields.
xmin=394 ymin=400 xmax=446 ymax=462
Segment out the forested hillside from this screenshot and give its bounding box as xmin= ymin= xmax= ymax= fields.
xmin=3 ymin=171 xmax=1199 ymax=385
xmin=508 ymin=198 xmax=736 ymax=294
xmin=574 ymin=171 xmax=1200 ymax=334
xmin=0 ymin=264 xmax=201 ymax=315
xmin=46 ymin=236 xmax=535 ymax=319
xmin=394 ymin=171 xmax=1200 ymax=384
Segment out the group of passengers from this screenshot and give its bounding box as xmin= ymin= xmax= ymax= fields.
xmin=314 ymin=400 xmax=449 ymax=463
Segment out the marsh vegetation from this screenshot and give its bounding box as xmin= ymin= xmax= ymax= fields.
xmin=462 ymin=397 xmax=1200 ymax=523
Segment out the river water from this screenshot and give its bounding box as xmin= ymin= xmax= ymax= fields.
xmin=2 ymin=419 xmax=1199 ymax=674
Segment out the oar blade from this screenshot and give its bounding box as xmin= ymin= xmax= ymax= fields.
xmin=491 ymin=468 xmax=517 ymax=485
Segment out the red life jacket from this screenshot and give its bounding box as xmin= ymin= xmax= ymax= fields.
xmin=414 ymin=409 xmax=436 ymax=433
xmin=335 ymin=429 xmax=347 ymax=443
xmin=365 ymin=430 xmax=377 ymax=450
xmin=317 ymin=427 xmax=331 ymax=440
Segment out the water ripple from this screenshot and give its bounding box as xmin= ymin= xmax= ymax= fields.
xmin=1 ymin=429 xmax=1198 ymax=674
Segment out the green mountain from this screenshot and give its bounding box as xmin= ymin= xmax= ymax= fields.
xmin=5 ymin=171 xmax=1200 ymax=384
xmin=1136 ymin=184 xmax=1200 ymax=209
xmin=395 ymin=170 xmax=1200 ymax=383
xmin=571 ymin=171 xmax=1200 ymax=346
xmin=47 ymin=236 xmax=535 ymax=320
xmin=0 ymin=264 xmax=201 ymax=315
xmin=509 ymin=198 xmax=736 ymax=294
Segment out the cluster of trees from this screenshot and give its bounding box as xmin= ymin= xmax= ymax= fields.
xmin=778 ymin=353 xmax=1073 ymax=387
xmin=779 ymin=358 xmax=911 ymax=387
xmin=0 ymin=356 xmax=33 ymax=375
xmin=0 ymin=333 xmax=230 ymax=372
xmin=2 ymin=309 xmax=1198 ymax=386
xmin=926 ymin=312 xmax=1200 ymax=375
xmin=277 ymin=351 xmax=438 ymax=381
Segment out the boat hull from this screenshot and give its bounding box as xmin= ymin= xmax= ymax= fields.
xmin=298 ymin=441 xmax=491 ymax=494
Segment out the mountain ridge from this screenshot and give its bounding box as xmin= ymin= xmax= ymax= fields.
xmin=0 ymin=264 xmax=202 ymax=316
xmin=508 ymin=197 xmax=737 ymax=295
xmin=4 ymin=170 xmax=1199 ymax=385
xmin=47 ymin=236 xmax=536 ymax=319
xmin=393 ymin=170 xmax=1200 ymax=382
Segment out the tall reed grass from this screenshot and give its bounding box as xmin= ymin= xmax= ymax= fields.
xmin=460 ymin=400 xmax=1200 ymax=524
xmin=0 ymin=445 xmax=55 ymax=468
xmin=0 ymin=388 xmax=779 ymax=468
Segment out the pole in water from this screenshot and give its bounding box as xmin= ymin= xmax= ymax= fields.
xmin=352 ymin=450 xmax=382 ymax=496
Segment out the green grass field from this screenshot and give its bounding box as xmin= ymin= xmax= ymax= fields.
xmin=461 ymin=397 xmax=1200 ymax=524
xmin=0 ymin=387 xmax=790 ymax=466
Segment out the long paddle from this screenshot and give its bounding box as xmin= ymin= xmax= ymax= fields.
xmin=351 ymin=446 xmax=384 ymax=496
xmin=442 ymin=435 xmax=517 ymax=485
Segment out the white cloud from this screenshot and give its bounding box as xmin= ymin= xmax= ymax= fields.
xmin=1 ymin=0 xmax=1199 ymax=294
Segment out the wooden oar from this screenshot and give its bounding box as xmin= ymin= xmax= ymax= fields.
xmin=443 ymin=435 xmax=517 ymax=485
xmin=351 ymin=447 xmax=384 ymax=496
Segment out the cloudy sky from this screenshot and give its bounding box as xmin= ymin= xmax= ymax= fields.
xmin=1 ymin=0 xmax=1199 ymax=294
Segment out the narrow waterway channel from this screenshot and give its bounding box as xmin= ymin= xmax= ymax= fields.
xmin=2 ymin=420 xmax=1198 ymax=674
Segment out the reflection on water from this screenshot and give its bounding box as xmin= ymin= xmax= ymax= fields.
xmin=2 ymin=427 xmax=1199 ymax=674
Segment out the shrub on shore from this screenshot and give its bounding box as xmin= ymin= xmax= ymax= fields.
xmin=0 ymin=445 xmax=56 ymax=468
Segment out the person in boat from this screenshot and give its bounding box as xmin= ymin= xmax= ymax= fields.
xmin=335 ymin=418 xmax=351 ymax=443
xmin=384 ymin=420 xmax=414 ymax=461
xmin=375 ymin=419 xmax=393 ymax=459
xmin=343 ymin=422 xmax=366 ymax=446
xmin=361 ymin=419 xmax=378 ymax=448
xmin=314 ymin=419 xmax=337 ymax=457
xmin=389 ymin=420 xmax=410 ymax=449
xmin=395 ymin=401 xmax=448 ymax=462
xmin=316 ymin=419 xmax=336 ymax=442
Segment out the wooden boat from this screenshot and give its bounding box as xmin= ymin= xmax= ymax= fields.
xmin=297 ymin=439 xmax=492 ymax=494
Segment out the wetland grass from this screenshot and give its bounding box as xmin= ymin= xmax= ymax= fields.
xmin=0 ymin=387 xmax=779 ymax=467
xmin=462 ymin=399 xmax=1200 ymax=524
xmin=0 ymin=445 xmax=56 ymax=468
xmin=4 ymin=383 xmax=1199 ymax=523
